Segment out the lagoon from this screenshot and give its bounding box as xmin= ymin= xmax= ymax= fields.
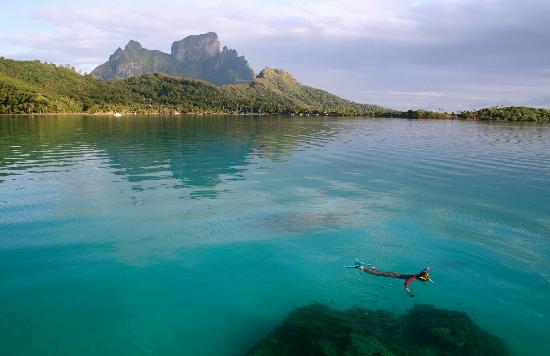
xmin=1 ymin=116 xmax=549 ymax=355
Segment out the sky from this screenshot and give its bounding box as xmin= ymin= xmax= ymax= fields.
xmin=1 ymin=0 xmax=549 ymax=111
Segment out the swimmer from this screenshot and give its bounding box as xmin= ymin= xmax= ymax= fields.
xmin=347 ymin=259 xmax=435 ymax=297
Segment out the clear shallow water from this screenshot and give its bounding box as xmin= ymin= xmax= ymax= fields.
xmin=0 ymin=115 xmax=549 ymax=355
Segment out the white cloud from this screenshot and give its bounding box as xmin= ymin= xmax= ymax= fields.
xmin=360 ymin=91 xmax=446 ymax=98
xmin=0 ymin=0 xmax=464 ymax=63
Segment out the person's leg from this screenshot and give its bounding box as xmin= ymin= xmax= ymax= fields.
xmin=360 ymin=267 xmax=401 ymax=279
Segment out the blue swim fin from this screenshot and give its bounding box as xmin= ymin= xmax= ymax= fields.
xmin=344 ymin=258 xmax=372 ymax=268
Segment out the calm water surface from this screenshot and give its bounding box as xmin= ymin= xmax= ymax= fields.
xmin=1 ymin=116 xmax=549 ymax=355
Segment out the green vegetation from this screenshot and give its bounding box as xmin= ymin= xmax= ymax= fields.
xmin=402 ymin=107 xmax=550 ymax=122
xmin=0 ymin=58 xmax=388 ymax=115
xmin=402 ymin=110 xmax=455 ymax=120
xmin=459 ymin=106 xmax=550 ymax=121
xmin=0 ymin=58 xmax=139 ymax=113
xmin=224 ymin=68 xmax=386 ymax=115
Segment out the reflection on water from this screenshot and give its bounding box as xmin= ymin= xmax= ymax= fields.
xmin=0 ymin=116 xmax=338 ymax=190
xmin=0 ymin=115 xmax=549 ymax=356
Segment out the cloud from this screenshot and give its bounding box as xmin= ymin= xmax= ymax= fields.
xmin=361 ymin=91 xmax=446 ymax=98
xmin=1 ymin=0 xmax=549 ymax=110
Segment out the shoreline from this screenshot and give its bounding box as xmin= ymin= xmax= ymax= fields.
xmin=0 ymin=111 xmax=390 ymax=118
xmin=2 ymin=106 xmax=550 ymax=122
xmin=1 ymin=111 xmax=549 ymax=122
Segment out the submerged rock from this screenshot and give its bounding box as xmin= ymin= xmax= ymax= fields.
xmin=247 ymin=303 xmax=508 ymax=356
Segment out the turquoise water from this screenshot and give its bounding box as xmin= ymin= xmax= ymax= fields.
xmin=0 ymin=115 xmax=549 ymax=355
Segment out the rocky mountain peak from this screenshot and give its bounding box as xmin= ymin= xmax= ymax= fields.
xmin=125 ymin=40 xmax=143 ymax=50
xmin=171 ymin=32 xmax=220 ymax=62
xmin=91 ymin=32 xmax=254 ymax=85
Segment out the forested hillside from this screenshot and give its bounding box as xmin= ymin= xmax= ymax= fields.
xmin=0 ymin=58 xmax=387 ymax=115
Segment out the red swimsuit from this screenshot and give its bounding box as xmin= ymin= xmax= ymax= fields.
xmin=403 ymin=275 xmax=417 ymax=290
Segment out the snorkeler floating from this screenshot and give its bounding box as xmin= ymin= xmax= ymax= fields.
xmin=347 ymin=258 xmax=435 ymax=297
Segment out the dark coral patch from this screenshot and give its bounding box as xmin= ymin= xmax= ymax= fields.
xmin=247 ymin=303 xmax=509 ymax=356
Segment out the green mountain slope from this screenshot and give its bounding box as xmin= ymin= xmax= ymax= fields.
xmin=0 ymin=58 xmax=142 ymax=113
xmin=0 ymin=57 xmax=388 ymax=115
xmin=225 ymin=68 xmax=384 ymax=115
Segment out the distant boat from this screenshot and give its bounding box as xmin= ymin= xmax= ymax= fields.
xmin=113 ymin=112 xmax=122 ymax=117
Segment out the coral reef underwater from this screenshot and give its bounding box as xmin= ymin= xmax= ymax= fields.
xmin=247 ymin=303 xmax=509 ymax=356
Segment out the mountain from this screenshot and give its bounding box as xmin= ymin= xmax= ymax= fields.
xmin=225 ymin=68 xmax=386 ymax=114
xmin=2 ymin=57 xmax=548 ymax=120
xmin=90 ymin=32 xmax=255 ymax=85
xmin=0 ymin=57 xmax=388 ymax=115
